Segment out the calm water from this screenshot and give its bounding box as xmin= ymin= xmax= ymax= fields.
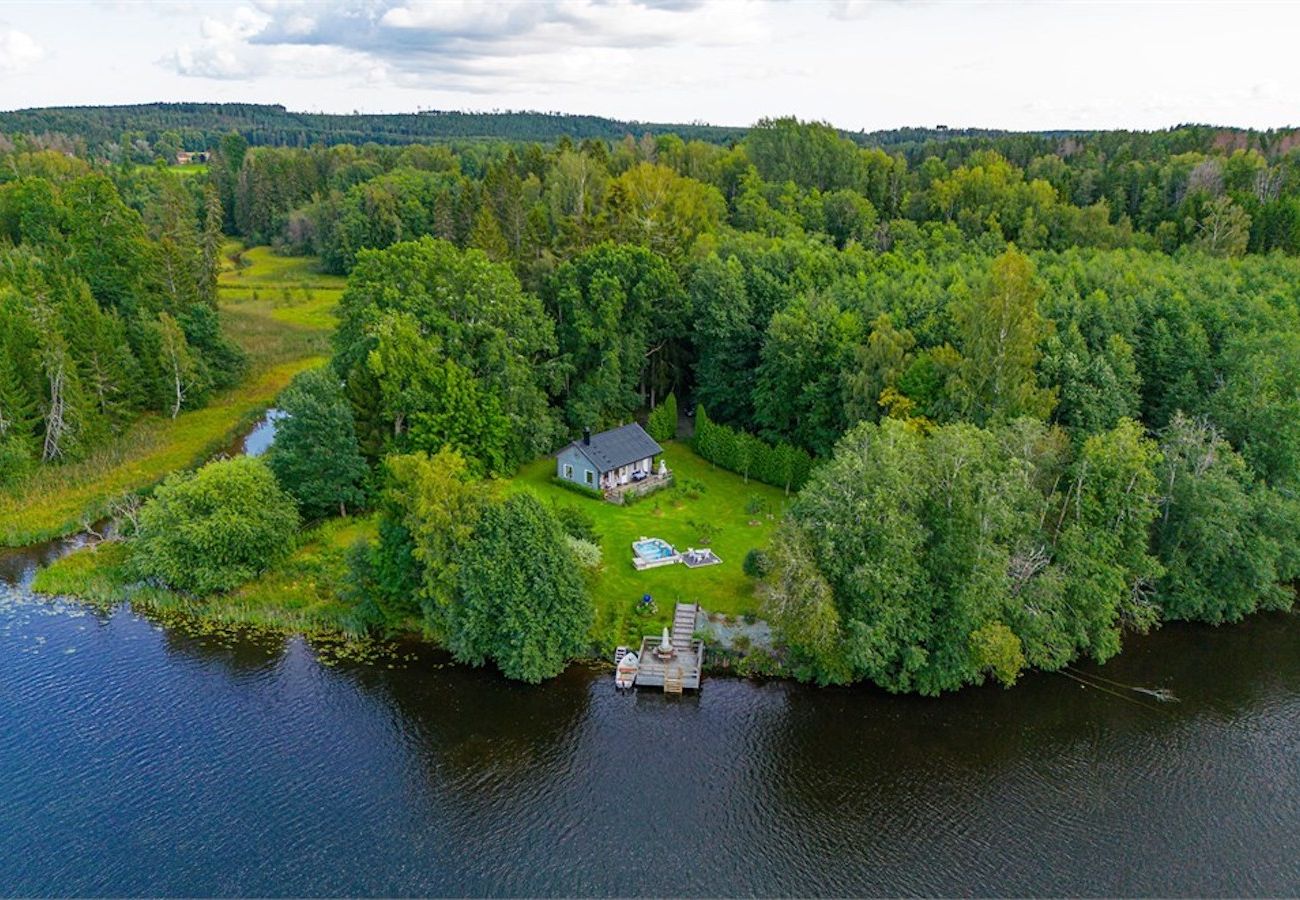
xmin=222 ymin=408 xmax=285 ymax=459
xmin=1 ymin=534 xmax=1298 ymax=897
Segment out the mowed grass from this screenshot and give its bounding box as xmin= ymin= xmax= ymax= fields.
xmin=505 ymin=441 xmax=787 ymax=649
xmin=0 ymin=244 xmax=341 ymax=546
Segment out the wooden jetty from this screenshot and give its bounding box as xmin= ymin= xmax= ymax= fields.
xmin=632 ymin=602 xmax=705 ymax=693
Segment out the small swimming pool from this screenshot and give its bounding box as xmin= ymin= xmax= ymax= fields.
xmin=633 ymin=538 xmax=676 ymax=560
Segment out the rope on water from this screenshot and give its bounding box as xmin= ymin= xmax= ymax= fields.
xmin=1066 ymin=665 xmax=1180 ymax=702
xmin=1057 ymin=667 xmax=1168 ymax=714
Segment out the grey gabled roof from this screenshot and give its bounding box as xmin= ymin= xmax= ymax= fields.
xmin=567 ymin=423 xmax=662 ymax=473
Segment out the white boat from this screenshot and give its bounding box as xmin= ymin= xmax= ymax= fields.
xmin=615 ymin=651 xmax=639 ymax=689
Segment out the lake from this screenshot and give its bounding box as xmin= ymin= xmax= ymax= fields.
xmin=1 ymin=534 xmax=1297 ymax=896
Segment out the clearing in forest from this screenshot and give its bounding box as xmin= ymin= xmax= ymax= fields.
xmin=507 ymin=442 xmax=787 ymax=649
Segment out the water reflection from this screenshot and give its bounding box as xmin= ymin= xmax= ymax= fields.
xmin=339 ymin=647 xmax=595 ymax=782
xmin=0 ymin=532 xmax=96 ymax=588
xmin=0 ymin=542 xmax=1297 ymax=895
xmin=217 ymin=407 xmax=285 ymax=460
xmin=154 ymin=623 xmax=290 ymax=677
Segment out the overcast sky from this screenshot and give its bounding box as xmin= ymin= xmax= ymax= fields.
xmin=0 ymin=1 xmax=1295 ymax=132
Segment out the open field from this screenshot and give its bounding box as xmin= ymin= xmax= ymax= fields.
xmin=133 ymin=162 xmax=209 ymax=177
xmin=506 ymin=441 xmax=788 ymax=649
xmin=0 ymin=245 xmax=341 ymax=546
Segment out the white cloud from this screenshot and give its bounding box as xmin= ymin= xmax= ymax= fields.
xmin=168 ymin=5 xmax=374 ymax=81
xmin=1 ymin=1 xmax=1300 ymax=131
xmin=161 ymin=0 xmax=767 ymax=92
xmin=0 ymin=28 xmax=44 ymax=73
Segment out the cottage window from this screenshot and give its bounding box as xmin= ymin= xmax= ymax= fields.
xmin=585 ymin=469 xmax=594 ymax=486
xmin=564 ymin=463 xmax=573 ymax=479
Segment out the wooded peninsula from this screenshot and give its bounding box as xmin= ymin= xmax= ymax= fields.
xmin=2 ymin=107 xmax=1297 ymax=693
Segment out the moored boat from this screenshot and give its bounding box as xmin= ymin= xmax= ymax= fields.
xmin=615 ymin=651 xmax=639 ymax=689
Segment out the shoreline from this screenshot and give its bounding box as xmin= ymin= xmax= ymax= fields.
xmin=20 ymin=529 xmax=1300 ymax=692
xmin=26 ymin=530 xmax=792 ymax=681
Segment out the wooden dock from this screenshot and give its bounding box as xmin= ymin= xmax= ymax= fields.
xmin=632 ymin=602 xmax=704 ymax=693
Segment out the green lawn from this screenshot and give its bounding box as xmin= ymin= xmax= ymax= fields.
xmin=0 ymin=244 xmax=341 ymax=546
xmin=505 ymin=441 xmax=787 ymax=649
xmin=37 ymin=441 xmax=783 ymax=654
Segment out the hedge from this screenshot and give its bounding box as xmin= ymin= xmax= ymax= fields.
xmin=646 ymin=392 xmax=678 ymax=442
xmin=692 ymin=405 xmax=813 ymax=493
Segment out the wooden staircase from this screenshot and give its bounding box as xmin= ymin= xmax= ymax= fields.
xmin=664 ymin=666 xmax=684 ymax=694
xmin=672 ymin=602 xmax=698 ymax=650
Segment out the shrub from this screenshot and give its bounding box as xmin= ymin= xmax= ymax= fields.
xmin=338 ymin=538 xmax=388 ymax=638
xmin=552 ymin=502 xmax=599 ymax=543
xmin=743 ymin=548 xmax=771 ymax=579
xmin=566 ymin=535 xmax=603 ymax=569
xmin=634 ymin=595 xmax=659 ymax=617
xmin=745 ymin=496 xmax=770 ymax=516
xmin=131 ymin=457 xmax=300 ymax=595
xmin=646 ymin=392 xmax=678 ymax=442
xmin=551 ymin=475 xmax=604 ymax=500
xmin=676 ymin=477 xmax=707 ymax=500
xmin=693 ymin=404 xmax=814 ymax=492
xmin=688 ymin=517 xmax=720 ymax=545
xmin=736 ymin=648 xmax=786 ymax=678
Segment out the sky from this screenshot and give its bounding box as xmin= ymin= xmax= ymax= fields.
xmin=0 ymin=0 xmax=1296 ymax=132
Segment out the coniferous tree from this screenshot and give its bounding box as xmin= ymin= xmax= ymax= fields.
xmin=267 ymin=368 xmax=368 ymax=520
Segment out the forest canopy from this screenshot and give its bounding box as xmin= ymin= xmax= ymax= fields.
xmin=4 ymin=114 xmax=1298 ymax=688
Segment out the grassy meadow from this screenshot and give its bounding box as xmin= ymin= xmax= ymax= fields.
xmin=0 ymin=243 xmax=342 ymax=546
xmin=33 ymin=515 xmax=380 ymax=637
xmin=506 ymin=441 xmax=787 ymax=649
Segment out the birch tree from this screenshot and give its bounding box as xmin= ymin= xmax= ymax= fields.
xmin=156 ymin=312 xmax=198 ymax=419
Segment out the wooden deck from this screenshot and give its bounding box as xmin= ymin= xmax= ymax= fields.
xmin=631 ymin=602 xmax=704 ymax=693
xmin=603 ymin=471 xmax=672 ymax=504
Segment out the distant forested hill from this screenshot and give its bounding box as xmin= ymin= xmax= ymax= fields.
xmin=6 ymin=102 xmax=1296 ymax=176
xmin=0 ymin=102 xmax=750 ymax=150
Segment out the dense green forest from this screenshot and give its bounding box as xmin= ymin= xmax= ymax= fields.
xmin=0 ymin=153 xmax=241 ymax=485
xmin=6 ymin=114 xmax=1299 ymax=689
xmin=0 ymin=101 xmax=1060 ymax=155
xmin=0 ymin=102 xmax=747 ymax=155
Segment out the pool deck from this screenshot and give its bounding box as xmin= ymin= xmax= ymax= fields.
xmin=631 ymin=602 xmax=704 ymax=693
xmin=631 ymin=537 xmax=682 ymax=571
